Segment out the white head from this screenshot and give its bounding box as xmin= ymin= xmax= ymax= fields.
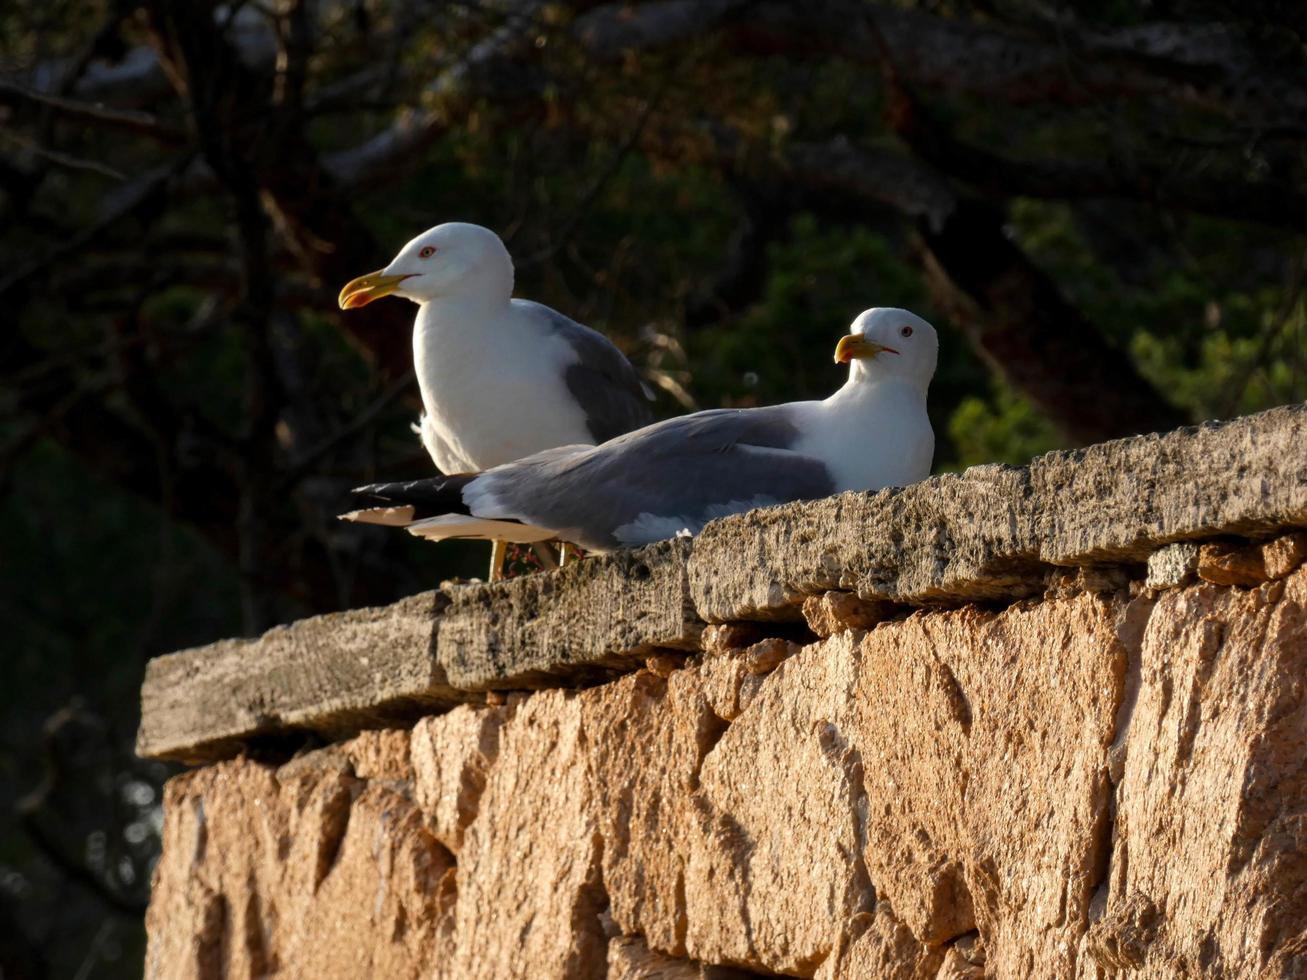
xmin=833 ymin=307 xmax=938 ymax=390
xmin=338 ymin=222 xmax=514 ymax=309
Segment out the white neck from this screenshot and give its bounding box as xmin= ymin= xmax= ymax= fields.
xmin=412 ymin=292 xmax=515 ymax=413
xmin=438 ymin=249 xmax=515 ymax=306
xmin=418 ymin=287 xmax=511 ymax=323
xmin=824 ymin=371 xmax=927 ymax=412
xmin=797 ymin=371 xmax=934 ymax=494
xmin=456 ymin=259 xmax=513 ymax=305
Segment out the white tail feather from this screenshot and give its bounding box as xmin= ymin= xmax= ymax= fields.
xmin=405 ymin=514 xmax=559 ymax=543
xmin=338 ymin=505 xmax=416 ymax=526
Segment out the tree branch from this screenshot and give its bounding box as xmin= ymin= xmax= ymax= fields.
xmin=324 ymin=0 xmax=550 ymax=187
xmin=889 ymin=89 xmax=1307 ymax=232
xmin=578 ymin=1 xmax=1307 ymax=131
xmin=916 ymin=198 xmax=1188 ymax=443
xmin=0 ymin=80 xmax=187 ymax=144
xmin=143 ymin=0 xmax=415 ymax=380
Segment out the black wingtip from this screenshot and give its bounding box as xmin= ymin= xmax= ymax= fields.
xmin=347 ymin=473 xmax=478 ymax=517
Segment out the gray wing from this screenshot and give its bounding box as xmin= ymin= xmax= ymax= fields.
xmin=514 ymin=299 xmax=653 ymax=443
xmin=466 ymin=404 xmax=835 ymax=551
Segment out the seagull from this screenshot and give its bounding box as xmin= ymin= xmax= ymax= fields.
xmin=343 ymin=308 xmax=937 ymax=554
xmin=338 ymin=222 xmax=653 ymax=578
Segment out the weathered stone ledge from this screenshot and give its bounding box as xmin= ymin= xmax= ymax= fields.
xmin=138 ymin=591 xmax=458 ymax=763
xmin=439 ymin=538 xmax=700 ymax=691
xmin=138 ymin=401 xmax=1307 ymax=764
xmin=690 ymin=400 xmax=1307 ymax=620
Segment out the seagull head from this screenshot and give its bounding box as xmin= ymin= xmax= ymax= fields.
xmin=338 ymin=222 xmax=514 ymax=309
xmin=834 ymin=308 xmax=939 ymax=388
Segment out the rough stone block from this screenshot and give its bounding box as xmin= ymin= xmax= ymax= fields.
xmin=1197 ymin=539 xmax=1271 ymax=586
xmin=814 ymin=908 xmax=945 ymax=979
xmin=854 ymin=594 xmax=1127 ymax=976
xmin=137 ymin=591 xmax=462 ymax=763
xmin=1195 ymin=531 xmax=1307 ymax=587
xmin=1087 ymin=568 xmax=1307 ymax=977
xmin=1031 ymin=402 xmax=1307 ymax=564
xmin=739 ymin=637 xmax=798 ymax=675
xmin=145 ymin=731 xmax=455 ymax=980
xmin=1146 ymin=542 xmax=1201 ymax=589
xmin=441 ymin=690 xmax=607 ymax=978
xmin=1263 ymin=530 xmax=1307 ymax=579
xmin=437 ymin=538 xmax=701 ymax=690
xmin=144 ymin=570 xmax=1307 ymax=979
xmin=410 ymin=705 xmax=513 ymax=853
xmin=689 ymin=462 xmax=1039 ymax=622
xmin=801 ymin=590 xmax=898 ymax=636
xmin=690 ymin=403 xmax=1307 ymax=622
xmin=584 ymin=593 xmax=1126 ymax=976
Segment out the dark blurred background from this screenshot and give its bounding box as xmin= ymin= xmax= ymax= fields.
xmin=1 ymin=0 xmax=1305 ymax=975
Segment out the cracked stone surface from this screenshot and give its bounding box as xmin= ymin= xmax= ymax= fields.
xmin=145 ymin=730 xmax=456 ymax=980
xmin=689 ymin=402 xmax=1307 ymax=622
xmin=145 ymin=566 xmax=1307 ymax=978
xmin=137 ymin=591 xmax=463 ymax=764
xmin=689 ymin=463 xmax=1042 ymax=623
xmin=1029 ymin=405 xmax=1307 ymax=565
xmin=852 ymin=595 xmax=1125 ymax=976
xmin=438 ymin=538 xmax=701 ymax=690
xmin=443 ymin=690 xmax=608 ymax=977
xmin=1079 ymin=570 xmax=1307 ymax=978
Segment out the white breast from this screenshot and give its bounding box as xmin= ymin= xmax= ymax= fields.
xmin=413 ymin=302 xmax=593 ymax=472
xmin=790 ymin=379 xmax=934 ymax=493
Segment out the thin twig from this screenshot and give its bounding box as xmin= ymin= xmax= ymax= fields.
xmin=0 ymin=160 xmax=181 ymax=302
xmin=518 ymin=70 xmax=678 ymax=269
xmin=0 ymin=80 xmax=186 ymax=143
xmin=0 ymin=128 xmax=127 ymax=180
xmin=279 ymin=368 xmax=418 ymax=489
xmin=1217 ymin=247 xmax=1307 ymax=416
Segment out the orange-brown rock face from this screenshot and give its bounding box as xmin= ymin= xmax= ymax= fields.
xmin=145 ymin=730 xmax=456 ymax=980
xmin=145 ymin=569 xmax=1307 ymax=979
xmin=1083 ymin=573 xmax=1307 ymax=977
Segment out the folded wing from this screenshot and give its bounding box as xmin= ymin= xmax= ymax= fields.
xmin=352 ymin=405 xmax=835 ymax=552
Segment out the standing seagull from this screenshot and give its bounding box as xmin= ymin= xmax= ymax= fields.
xmin=344 ymin=308 xmax=937 ymax=552
xmin=338 ymin=222 xmax=653 ymax=578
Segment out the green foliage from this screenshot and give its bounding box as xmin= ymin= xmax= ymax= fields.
xmin=947 ymin=383 xmax=1063 ymax=469
xmin=689 ymin=214 xmax=931 ymax=407
xmin=1131 ymin=299 xmax=1307 ymax=419
xmin=1008 ymin=200 xmax=1307 ymax=426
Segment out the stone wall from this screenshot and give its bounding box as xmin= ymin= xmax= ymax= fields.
xmin=138 ymin=404 xmax=1307 ymax=979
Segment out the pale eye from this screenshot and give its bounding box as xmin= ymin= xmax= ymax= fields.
xmin=419 ymin=246 xmax=437 ymax=259
xmin=899 ymin=325 xmax=913 ymax=338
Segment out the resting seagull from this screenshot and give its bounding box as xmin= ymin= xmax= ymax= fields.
xmin=344 ymin=308 xmax=937 ymax=553
xmin=338 ymin=222 xmax=652 ymax=577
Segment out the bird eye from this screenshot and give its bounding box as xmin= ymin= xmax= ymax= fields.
xmin=419 ymin=246 xmax=437 ymax=259
xmin=899 ymin=325 xmax=914 ymax=338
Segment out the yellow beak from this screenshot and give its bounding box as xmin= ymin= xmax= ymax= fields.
xmin=338 ymin=270 xmax=414 ymax=309
xmin=834 ymin=334 xmax=897 ymax=364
